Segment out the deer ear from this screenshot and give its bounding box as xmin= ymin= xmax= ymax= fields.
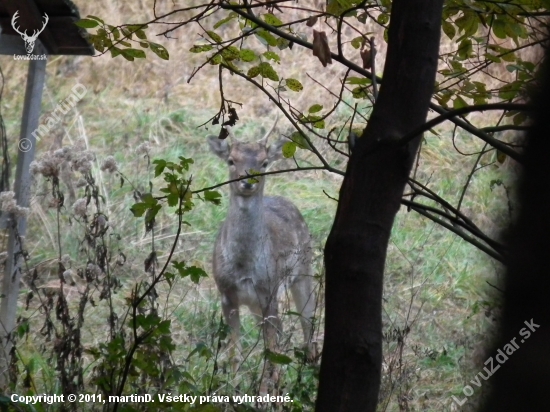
xmin=267 ymin=137 xmax=289 ymax=162
xmin=208 ymin=135 xmax=230 ymax=159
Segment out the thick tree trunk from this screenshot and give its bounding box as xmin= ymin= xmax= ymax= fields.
xmin=315 ymin=1 xmax=443 ymax=411
xmin=478 ymin=35 xmax=550 ymax=411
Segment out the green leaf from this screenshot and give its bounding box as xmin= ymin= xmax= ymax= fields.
xmin=221 ymin=46 xmax=240 ymax=61
xmin=157 ymin=319 xmax=171 ymax=335
xmin=259 ymin=62 xmax=279 ymax=81
xmin=313 ymin=119 xmax=325 ymax=129
xmin=176 ymin=264 xmax=208 ymax=284
xmin=350 ymin=36 xmax=363 ymax=49
xmin=285 ymin=78 xmax=303 ymax=92
xmin=302 ymin=114 xmax=326 ymax=129
xmin=206 ymin=31 xmax=223 ymax=44
xmin=204 ymin=190 xmax=222 ymax=205
xmin=145 ymin=204 xmax=161 ymax=223
xmin=436 ymin=90 xmax=452 ymax=107
xmin=290 ymin=131 xmax=311 ymax=150
xmin=109 ymin=46 xmax=121 ymax=57
xmin=513 ymin=112 xmax=527 ymax=126
xmin=492 ymin=18 xmax=507 ymax=39
xmin=75 ymin=19 xmax=100 ymax=29
xmin=457 ymin=38 xmax=473 ymax=60
xmin=120 ymin=27 xmax=133 ymax=39
xmin=498 ymin=82 xmax=520 ymax=100
xmin=345 ymin=77 xmax=371 ymax=85
xmin=130 ymin=202 xmax=147 ymax=217
xmin=188 ymin=342 xmax=213 ymax=360
xmin=265 ymin=349 xmax=292 ymax=365
xmin=240 ymin=49 xmax=256 ymax=62
xmin=263 ymin=13 xmax=283 ymax=26
xmin=135 ymin=29 xmax=147 ymax=40
xmin=17 ymin=320 xmax=29 ymax=338
xmin=453 ymin=95 xmax=467 ymax=109
xmin=256 ymin=30 xmax=278 ymax=47
xmin=166 ymin=193 xmax=178 ymax=207
xmin=153 ymin=159 xmax=167 ymax=177
xmin=91 ymin=32 xmax=108 ymax=53
xmin=112 ymin=27 xmax=120 ymax=40
xmin=455 ymin=11 xmax=478 ymax=39
xmin=450 ymin=59 xmax=465 ymax=74
xmin=351 ymin=86 xmax=368 ymax=99
xmin=378 ymin=13 xmax=389 ymax=25
xmin=214 ymin=13 xmax=236 ymax=29
xmin=308 ymin=104 xmax=323 ymax=113
xmin=473 ymin=94 xmax=488 ymax=105
xmin=86 ymin=15 xmax=105 ymax=24
xmin=209 ymin=54 xmax=222 ymax=65
xmin=485 ymin=53 xmax=501 ymax=63
xmin=127 ymin=24 xmax=148 ymax=32
xmin=263 ymin=51 xmax=280 ymax=62
xmin=135 ymin=313 xmax=157 ymax=329
xmin=190 ymin=44 xmax=214 ymax=53
xmin=327 ymin=0 xmax=348 ymax=16
xmin=179 ymin=156 xmax=194 ymax=171
xmin=276 ymin=37 xmax=291 ymax=50
xmin=501 ymin=51 xmax=516 ymax=62
xmin=442 ymin=20 xmax=456 ymax=40
xmin=149 ymin=42 xmax=169 ymax=59
xmin=282 ymin=141 xmax=297 ymax=158
xmin=121 ymin=48 xmax=146 ymax=59
xmin=248 ymin=66 xmax=261 ymax=78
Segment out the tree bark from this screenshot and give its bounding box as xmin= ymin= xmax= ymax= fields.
xmin=478 ymin=33 xmax=550 ymax=412
xmin=316 ymin=1 xmax=444 ymax=411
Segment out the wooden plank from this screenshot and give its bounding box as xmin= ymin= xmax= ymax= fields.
xmin=0 ymin=44 xmax=47 ymax=387
xmin=0 ymin=33 xmax=29 ymax=55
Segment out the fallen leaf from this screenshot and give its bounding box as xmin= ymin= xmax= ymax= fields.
xmin=360 ymin=47 xmax=372 ymax=69
xmin=306 ymin=16 xmax=318 ymax=27
xmin=312 ymin=30 xmax=332 ymax=67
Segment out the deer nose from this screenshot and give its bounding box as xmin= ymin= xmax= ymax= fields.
xmin=242 ymin=181 xmax=253 ymax=190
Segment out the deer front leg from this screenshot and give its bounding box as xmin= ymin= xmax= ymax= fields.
xmin=290 ymin=275 xmax=316 ymax=361
xmin=258 ymin=300 xmax=281 ymax=394
xmin=221 ymin=292 xmax=242 ymax=372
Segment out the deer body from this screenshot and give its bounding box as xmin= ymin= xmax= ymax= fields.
xmin=208 ymin=131 xmax=315 ymax=371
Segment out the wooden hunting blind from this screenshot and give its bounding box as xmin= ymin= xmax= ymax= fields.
xmin=0 ymin=0 xmax=93 ymax=388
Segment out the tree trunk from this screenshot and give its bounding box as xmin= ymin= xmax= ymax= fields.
xmin=478 ymin=33 xmax=550 ymax=412
xmin=316 ymin=1 xmax=444 ymax=410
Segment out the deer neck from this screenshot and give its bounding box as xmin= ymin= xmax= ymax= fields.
xmin=225 ymin=190 xmax=268 ymax=248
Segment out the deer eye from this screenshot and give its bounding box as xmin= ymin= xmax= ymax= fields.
xmin=261 ymin=160 xmax=268 ymax=168
xmin=227 ymin=159 xmax=234 ymax=166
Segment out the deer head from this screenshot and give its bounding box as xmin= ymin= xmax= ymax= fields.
xmin=208 ymin=118 xmax=285 ymax=197
xmin=12 ymin=11 xmax=49 ymax=54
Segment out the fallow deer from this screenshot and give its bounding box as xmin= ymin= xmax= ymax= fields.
xmin=208 ymin=122 xmax=315 ymax=388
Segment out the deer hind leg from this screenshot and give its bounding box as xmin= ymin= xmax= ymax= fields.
xmin=221 ymin=291 xmax=242 ymax=373
xmin=290 ymin=274 xmax=316 ymax=361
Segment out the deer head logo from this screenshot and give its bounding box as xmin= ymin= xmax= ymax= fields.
xmin=11 ymin=11 xmax=49 ymax=54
